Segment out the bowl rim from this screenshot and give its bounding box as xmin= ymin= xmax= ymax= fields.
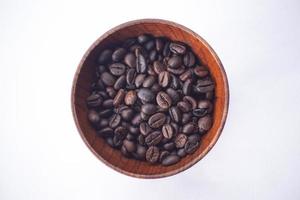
xmin=71 ymin=18 xmax=229 ymax=178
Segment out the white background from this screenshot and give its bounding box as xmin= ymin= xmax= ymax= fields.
xmin=1 ymin=0 xmax=300 ymax=199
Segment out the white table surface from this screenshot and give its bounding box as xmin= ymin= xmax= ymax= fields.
xmin=1 ymin=0 xmax=300 ymax=199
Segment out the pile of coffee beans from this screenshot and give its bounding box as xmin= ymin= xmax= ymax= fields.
xmin=86 ymin=34 xmax=214 ymax=166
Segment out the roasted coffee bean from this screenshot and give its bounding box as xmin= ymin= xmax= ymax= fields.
xmin=141 ymin=104 xmax=157 ymax=115
xmin=159 ymin=150 xmax=170 ymax=162
xmin=109 ymin=114 xmax=121 ymax=129
xmin=126 ymin=133 xmax=135 ymax=141
xmin=114 ymin=126 xmax=127 ymax=139
xmin=180 ymin=69 xmax=193 ymax=81
xmin=137 ymin=135 xmax=145 ymax=145
xmin=136 ymin=49 xmax=147 ymax=73
xmin=163 ymin=142 xmax=175 ymax=151
xmin=188 ymin=134 xmax=201 ymax=143
xmin=198 ymin=100 xmax=213 ymax=113
xmin=168 ymin=56 xmax=182 ymax=68
xmin=97 ymin=127 xmax=113 ymax=137
xmin=194 ymin=66 xmax=208 ymax=77
xmin=169 ymin=42 xmax=186 ymax=55
xmin=182 ymin=113 xmax=192 ymax=124
xmin=162 ymin=155 xmax=180 ymax=166
xmin=123 ymin=38 xmax=136 ymax=48
xmin=132 ymin=114 xmax=142 ymax=126
xmin=193 ymin=108 xmax=207 ymax=117
xmin=145 ymin=131 xmax=162 ymax=146
xmin=121 ymin=145 xmax=130 ymax=157
xmin=140 ymin=112 xmax=149 ymax=121
xmin=158 ymin=71 xmax=170 ymax=87
xmin=136 ymin=144 xmax=146 ymax=159
xmin=120 ymin=108 xmax=134 ymax=121
xmin=155 ymin=38 xmax=164 ymax=52
xmin=149 ymin=50 xmax=158 ymax=62
xmin=177 ymin=148 xmax=186 ymax=157
xmin=100 ymin=72 xmax=116 ymax=86
xmin=148 ymin=113 xmax=166 ymax=128
xmin=170 ymin=122 xmax=179 ymax=134
xmin=198 ymin=115 xmax=212 ymax=132
xmin=113 ymin=89 xmax=125 ymax=107
xmin=147 ymin=64 xmax=156 ymax=76
xmin=143 ymin=76 xmax=156 ymax=88
xmin=106 ymin=137 xmax=114 ymax=148
xmin=126 ymin=68 xmax=136 ymax=85
xmin=112 ymin=48 xmax=126 ymax=62
xmin=135 ymin=74 xmax=146 ymax=88
xmin=151 ymin=83 xmax=162 ymax=93
xmin=98 ymin=109 xmax=113 ymax=117
xmin=194 ymin=79 xmax=215 ymax=93
xmin=169 ymin=106 xmax=181 ymax=123
xmin=137 ymin=88 xmax=155 ymax=102
xmin=167 ymin=65 xmax=185 ymax=75
xmin=163 ymin=41 xmax=171 ymax=57
xmin=140 ymin=122 xmax=152 ymax=136
xmin=86 ymin=93 xmax=103 ymax=107
xmin=109 ymin=63 xmax=126 ymax=76
xmin=183 ymin=51 xmax=196 ymax=67
xmin=183 ymin=79 xmax=192 ymax=95
xmin=113 ymin=75 xmax=126 ymax=90
xmin=182 ymin=122 xmax=195 ymax=135
xmin=146 ymin=146 xmax=160 ymax=163
xmin=88 ymin=110 xmax=100 ymax=124
xmin=124 ymin=53 xmax=136 ymax=68
xmin=96 ymin=79 xmax=105 ymax=90
xmin=106 ymin=87 xmax=116 ymax=98
xmin=206 ymin=91 xmax=214 ymax=100
xmin=123 ymin=139 xmax=136 ymax=153
xmin=166 ymin=88 xmax=180 ymax=103
xmin=175 ymin=134 xmax=187 ymax=148
xmin=156 ymin=92 xmax=172 ymax=109
xmin=99 ymin=119 xmax=109 ymax=128
xmin=184 ymin=140 xmax=199 ymax=154
xmin=129 ymin=125 xmax=139 ymax=135
xmin=162 ymin=124 xmax=173 ymax=139
xmin=170 ymin=75 xmax=181 ymax=89
xmin=98 ymin=49 xmax=112 ymax=64
xmin=125 ymin=90 xmax=137 ymax=105
xmin=144 ymin=40 xmax=155 ymax=51
xmin=138 ymin=34 xmax=151 ymax=44
xmin=183 ymin=96 xmax=197 ymax=109
xmin=97 ymin=65 xmax=106 ymax=74
xmin=153 ymin=61 xmax=166 ymax=74
xmin=177 ymin=101 xmax=192 ymax=113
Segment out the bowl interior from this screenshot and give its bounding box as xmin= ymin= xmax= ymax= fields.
xmin=72 ymin=20 xmax=228 ymax=178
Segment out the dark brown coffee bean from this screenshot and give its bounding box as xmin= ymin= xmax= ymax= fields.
xmin=168 ymin=56 xmax=182 ymax=68
xmin=120 ymin=108 xmax=134 ymax=121
xmin=153 ymin=61 xmax=166 ymax=74
xmin=128 ymin=125 xmax=139 ymax=135
xmin=177 ymin=148 xmax=186 ymax=157
xmin=166 ymin=88 xmax=180 ymax=104
xmin=156 ymin=92 xmax=172 ymax=109
xmin=99 ymin=119 xmax=109 ymax=128
xmin=177 ymin=101 xmax=192 ymax=113
xmin=170 ymin=75 xmax=181 ymax=89
xmin=182 ymin=123 xmax=195 ymax=135
xmin=136 ymin=144 xmax=146 ymax=159
xmin=158 ymin=71 xmax=170 ymax=87
xmin=132 ymin=114 xmax=142 ymax=126
xmin=198 ymin=100 xmax=213 ymax=113
xmin=194 ymin=66 xmax=209 ymax=77
xmin=126 ymin=133 xmax=135 ymax=141
xmin=137 ymin=88 xmax=155 ymax=102
xmin=125 ymin=90 xmax=137 ymax=105
xmin=97 ymin=127 xmax=113 ymax=137
xmin=140 ymin=112 xmax=149 ymax=121
xmin=146 ymin=146 xmax=160 ymax=163
xmin=149 ymin=50 xmax=158 ymax=62
xmin=121 ymin=145 xmax=130 ymax=157
xmin=88 ymin=110 xmax=100 ymax=124
xmin=137 ymin=135 xmax=145 ymax=145
xmin=96 ymin=79 xmax=105 ymax=90
xmin=155 ymin=38 xmax=164 ymax=52
xmin=106 ymin=87 xmax=116 ymax=98
xmin=183 ymin=96 xmax=197 ymax=109
xmin=162 ymin=155 xmax=180 ymax=166
xmin=98 ymin=109 xmax=113 ymax=117
xmin=193 ymin=108 xmax=207 ymax=117
xmin=109 ymin=114 xmax=121 ymax=129
xmin=183 ymin=51 xmax=196 ymax=67
xmin=182 ymin=113 xmax=192 ymax=124
xmin=114 ymin=126 xmax=127 ymax=139
xmin=151 ymin=83 xmax=162 ymax=93
xmin=194 ymin=79 xmax=214 ymax=93
xmin=86 ymin=93 xmax=103 ymax=107
xmin=198 ymin=115 xmax=212 ymax=132
xmin=167 ymin=65 xmax=185 ymax=75
xmin=184 ymin=140 xmax=199 ymax=154
xmin=206 ymin=91 xmax=214 ymax=100
xmin=162 ymin=124 xmax=173 ymax=139
xmin=112 ymin=48 xmax=126 ymax=62
xmin=123 ymin=139 xmax=136 ymax=153
xmin=182 ymin=79 xmax=192 ymax=95
xmin=100 ymin=72 xmax=116 ymax=86
xmin=106 ymin=137 xmax=114 ymax=147
xmin=97 ymin=65 xmax=106 ymax=74
xmin=169 ymin=106 xmax=181 ymax=123
xmin=163 ymin=142 xmax=175 ymax=151
xmin=113 ymin=89 xmax=125 ymax=107
xmin=140 ymin=122 xmax=152 ymax=136
xmin=138 ymin=34 xmax=151 ymax=44
xmin=163 ymin=41 xmax=171 ymax=57
xmin=114 ymin=75 xmax=126 ymax=90
xmin=136 ymin=49 xmax=147 ymax=73
xmin=147 ymin=64 xmax=156 ymax=76
xmin=175 ymin=134 xmax=187 ymax=148
xmin=143 ymin=76 xmax=156 ymax=88
xmin=123 ymin=38 xmax=136 ymax=48
xmin=148 ymin=113 xmax=166 ymax=128
xmin=144 ymin=40 xmax=155 ymax=51
xmin=98 ymin=49 xmax=112 ymax=64
xmin=169 ymin=42 xmax=186 ymax=55
xmin=188 ymin=134 xmax=201 ymax=143
xmin=170 ymin=122 xmax=179 ymax=134
xmin=145 ymin=131 xmax=162 ymax=146
xmin=141 ymin=104 xmax=157 ymax=115
xmin=159 ymin=150 xmax=170 ymax=162
xmin=179 ymin=69 xmax=193 ymax=81
xmin=126 ymin=68 xmax=136 ymax=85
xmin=124 ymin=53 xmax=136 ymax=68
xmin=135 ymin=74 xmax=146 ymax=88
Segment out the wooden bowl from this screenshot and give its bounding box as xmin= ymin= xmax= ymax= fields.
xmin=71 ymin=19 xmax=229 ymax=178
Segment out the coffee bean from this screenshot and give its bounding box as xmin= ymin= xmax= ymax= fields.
xmin=198 ymin=115 xmax=212 ymax=132
xmin=126 ymin=68 xmax=136 ymax=85
xmin=198 ymin=100 xmax=213 ymax=113
xmin=175 ymin=134 xmax=187 ymax=148
xmin=136 ymin=144 xmax=146 ymax=159
xmin=163 ymin=41 xmax=171 ymax=57
xmin=109 ymin=63 xmax=126 ymax=76
xmin=88 ymin=110 xmax=100 ymax=124
xmin=169 ymin=42 xmax=186 ymax=55
xmin=194 ymin=66 xmax=208 ymax=77
xmin=149 ymin=50 xmax=158 ymax=62
xmin=120 ymin=108 xmax=134 ymax=121
xmin=109 ymin=114 xmax=121 ymax=129
xmin=114 ymin=126 xmax=127 ymax=139
xmin=137 ymin=134 xmax=145 ymax=145
xmin=183 ymin=96 xmax=197 ymax=109
xmin=143 ymin=76 xmax=156 ymax=88
xmin=183 ymin=79 xmax=192 ymax=95
xmin=168 ymin=56 xmax=182 ymax=68
xmin=99 ymin=119 xmax=109 ymax=128
xmin=147 ymin=64 xmax=156 ymax=76
xmin=155 ymin=38 xmax=164 ymax=52
xmin=137 ymin=88 xmax=155 ymax=102
xmin=167 ymin=65 xmax=185 ymax=75
xmin=183 ymin=51 xmax=196 ymax=67
xmin=112 ymin=48 xmax=126 ymax=62
xmin=153 ymin=61 xmax=166 ymax=74
xmin=163 ymin=142 xmax=175 ymax=151
xmin=184 ymin=140 xmax=199 ymax=154
xmin=177 ymin=101 xmax=192 ymax=113
xmin=136 ymin=49 xmax=147 ymax=73
xmin=124 ymin=53 xmax=136 ymax=68
xmin=166 ymin=88 xmax=180 ymax=104
xmin=158 ymin=71 xmax=170 ymax=87
xmin=106 ymin=137 xmax=114 ymax=148
xmin=121 ymin=145 xmax=130 ymax=157
xmin=179 ymin=69 xmax=193 ymax=81
xmin=97 ymin=127 xmax=113 ymax=137
xmin=194 ymin=79 xmax=214 ymax=93
xmin=162 ymin=155 xmax=180 ymax=166
xmin=135 ymin=74 xmax=146 ymax=88
xmin=123 ymin=139 xmax=136 ymax=153
xmin=159 ymin=150 xmax=170 ymax=162
xmin=113 ymin=89 xmax=125 ymax=107
xmin=138 ymin=34 xmax=151 ymax=44
xmin=182 ymin=122 xmax=195 ymax=135
xmin=156 ymin=92 xmax=172 ymax=109
xmin=140 ymin=122 xmax=152 ymax=136
xmin=98 ymin=49 xmax=112 ymax=64
xmin=125 ymin=90 xmax=137 ymax=105
xmin=151 ymin=83 xmax=161 ymax=93
xmin=141 ymin=104 xmax=157 ymax=115
xmin=148 ymin=113 xmax=166 ymax=128
xmin=106 ymin=87 xmax=116 ymax=98
xmin=193 ymin=108 xmax=207 ymax=117
xmin=182 ymin=113 xmax=192 ymax=124
xmin=177 ymin=148 xmax=186 ymax=157
xmin=144 ymin=40 xmax=155 ymax=51
xmin=97 ymin=65 xmax=106 ymax=74
xmin=114 ymin=75 xmax=126 ymax=90
xmin=162 ymin=124 xmax=173 ymax=139
xmin=206 ymin=91 xmax=214 ymax=100
xmin=170 ymin=75 xmax=181 ymax=89
xmin=169 ymin=106 xmax=181 ymax=123
xmin=100 ymin=72 xmax=116 ymax=86
xmin=132 ymin=114 xmax=142 ymax=126
xmin=123 ymin=38 xmax=136 ymax=48
xmin=188 ymin=134 xmax=201 ymax=143
xmin=146 ymin=146 xmax=160 ymax=163
xmin=96 ymin=79 xmax=105 ymax=90
xmin=86 ymin=93 xmax=103 ymax=107
xmin=170 ymin=122 xmax=179 ymax=134
xmin=98 ymin=109 xmax=113 ymax=117
xmin=145 ymin=131 xmax=162 ymax=146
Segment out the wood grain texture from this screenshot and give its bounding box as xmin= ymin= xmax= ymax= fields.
xmin=71 ymin=19 xmax=229 ymax=178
